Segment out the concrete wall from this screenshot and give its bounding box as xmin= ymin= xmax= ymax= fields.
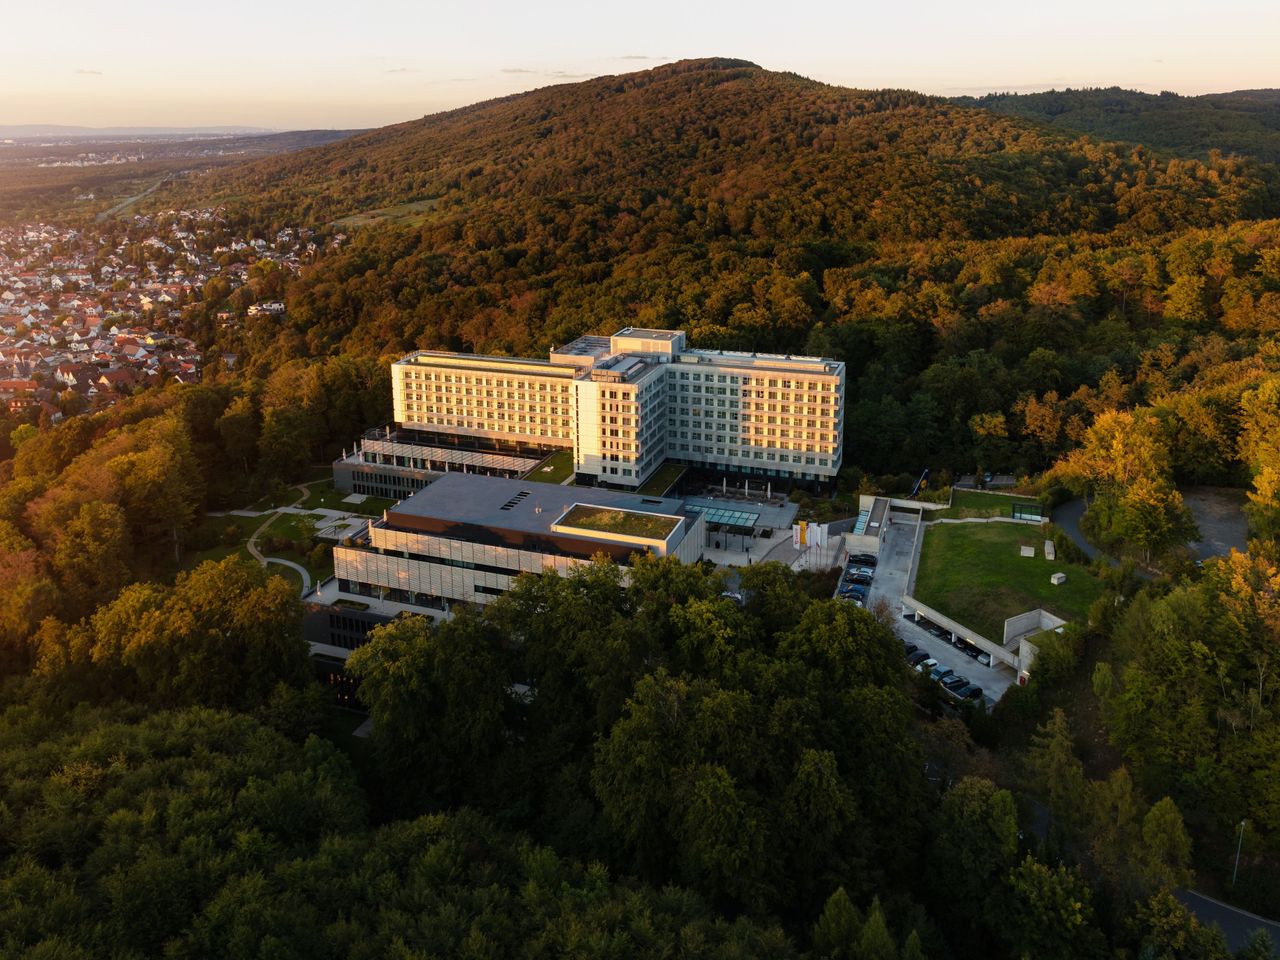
xmin=1003 ymin=608 xmax=1065 ymax=645
xmin=899 ymin=596 xmax=1023 ymax=670
xmin=929 ymin=516 xmax=1042 ymax=527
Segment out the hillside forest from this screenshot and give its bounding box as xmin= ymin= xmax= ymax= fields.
xmin=3 ymin=59 xmax=1280 ymax=958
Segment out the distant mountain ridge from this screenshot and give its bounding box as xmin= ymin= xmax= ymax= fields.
xmin=953 ymin=86 xmax=1280 ymax=163
xmin=161 ymin=58 xmax=1278 ymax=237
xmin=0 ymin=124 xmax=280 ymax=138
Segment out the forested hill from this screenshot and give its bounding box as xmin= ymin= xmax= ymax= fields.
xmin=955 ymin=87 xmax=1280 ymax=164
xmin=168 ymin=58 xmax=1277 ymax=239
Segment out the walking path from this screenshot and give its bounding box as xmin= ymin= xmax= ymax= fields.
xmin=245 ymin=483 xmax=313 ymax=596
xmin=264 ymin=557 xmax=312 ymax=593
xmin=96 ymin=174 xmax=170 ymax=221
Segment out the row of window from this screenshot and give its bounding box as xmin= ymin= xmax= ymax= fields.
xmin=403 ymin=370 xmax=571 ymax=392
xmin=669 ymin=443 xmax=829 ymax=467
xmin=337 ymin=579 xmax=448 ymax=610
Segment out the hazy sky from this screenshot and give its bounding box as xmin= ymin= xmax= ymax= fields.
xmin=2 ymin=0 xmax=1277 ymax=129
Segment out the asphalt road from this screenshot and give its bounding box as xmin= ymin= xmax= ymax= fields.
xmin=1183 ymin=487 xmax=1250 ymax=560
xmin=1177 ymin=889 xmax=1280 ymax=954
xmin=1052 ymin=498 xmax=1104 ymax=562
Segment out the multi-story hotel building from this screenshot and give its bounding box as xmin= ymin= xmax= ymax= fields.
xmin=335 ymin=327 xmax=845 ymax=495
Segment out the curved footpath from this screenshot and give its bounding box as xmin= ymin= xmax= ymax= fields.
xmin=245 ymin=483 xmax=312 ymax=596
xmin=264 ymin=557 xmax=312 ymax=593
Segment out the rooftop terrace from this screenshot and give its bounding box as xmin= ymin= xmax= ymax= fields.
xmin=556 ymin=504 xmax=681 ymax=541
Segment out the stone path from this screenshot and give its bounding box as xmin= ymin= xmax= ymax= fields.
xmin=245 ymin=483 xmax=311 ymax=596
xmin=265 ymin=557 xmax=312 ymax=593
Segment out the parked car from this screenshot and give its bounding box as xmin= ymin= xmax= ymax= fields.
xmin=941 ymin=674 xmax=969 ymax=691
xmin=838 ymin=585 xmax=867 ymax=599
xmin=930 ymin=665 xmax=954 ymax=682
xmin=915 ymin=658 xmax=938 ymax=674
xmin=846 ymin=565 xmax=875 ymax=578
xmin=903 ymin=642 xmax=918 ymax=656
xmin=976 ymin=652 xmax=992 ymax=667
xmin=927 ymin=624 xmax=950 ymax=640
xmin=952 ymin=684 xmax=984 ymax=701
xmin=848 ymin=554 xmax=878 ymax=567
xmin=907 ymin=650 xmax=931 ymax=667
xmin=843 ymin=573 xmax=873 ymax=587
xmin=957 ymin=640 xmax=979 ymax=658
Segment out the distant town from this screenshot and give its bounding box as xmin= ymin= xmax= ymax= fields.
xmin=0 ymin=210 xmax=339 ymax=421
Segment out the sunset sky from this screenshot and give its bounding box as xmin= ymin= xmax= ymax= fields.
xmin=2 ymin=0 xmax=1277 ymax=130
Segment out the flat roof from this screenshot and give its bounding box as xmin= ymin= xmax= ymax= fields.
xmin=395 ymin=351 xmax=576 ymax=376
xmin=552 ymin=335 xmax=612 ymax=357
xmin=388 ymin=473 xmax=689 ymax=540
xmin=614 ymin=327 xmax=683 ymax=341
xmin=679 ymin=349 xmax=842 ymax=375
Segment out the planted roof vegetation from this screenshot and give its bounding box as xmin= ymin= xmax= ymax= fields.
xmin=559 ymin=503 xmax=680 ymax=539
xmin=913 ymin=522 xmax=1104 ymax=641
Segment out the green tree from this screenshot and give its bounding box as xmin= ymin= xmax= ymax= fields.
xmin=346 ymin=610 xmax=511 ymax=810
xmin=856 ymin=897 xmax=897 ymax=960
xmin=1001 ymin=856 xmax=1105 ymax=960
xmin=813 ymin=886 xmax=862 ymax=960
xmin=50 ymin=501 xmax=132 ymax=616
xmin=1138 ymin=796 xmax=1194 ymax=892
xmin=927 ymin=777 xmax=1018 ymax=926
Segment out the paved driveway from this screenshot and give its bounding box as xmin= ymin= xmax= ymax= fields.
xmin=1183 ymin=487 xmax=1249 ymax=560
xmin=850 ymin=514 xmax=1016 ymax=703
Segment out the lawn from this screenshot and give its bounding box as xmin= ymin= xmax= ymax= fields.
xmin=332 ymin=197 xmax=441 ymax=229
xmin=524 ymin=449 xmax=575 ymax=484
xmin=264 ymin=511 xmax=327 ymax=541
xmin=298 ymin=480 xmax=396 ymax=515
xmin=637 ymin=462 xmax=685 ymax=497
xmin=929 ymin=489 xmax=1042 ymax=521
xmin=913 ymin=522 xmax=1102 ymax=641
xmin=173 ymin=514 xmax=261 ymax=576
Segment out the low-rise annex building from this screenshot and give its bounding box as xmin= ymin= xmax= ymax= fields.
xmin=304 ymin=473 xmax=706 ymax=660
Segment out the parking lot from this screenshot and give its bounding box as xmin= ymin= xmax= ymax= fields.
xmin=838 ymin=513 xmax=1017 ymax=705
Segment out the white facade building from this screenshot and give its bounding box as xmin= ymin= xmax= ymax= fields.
xmin=389 ymin=327 xmax=845 ymax=488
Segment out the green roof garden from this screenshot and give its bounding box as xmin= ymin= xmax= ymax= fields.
xmin=557 ymin=504 xmax=681 ymax=541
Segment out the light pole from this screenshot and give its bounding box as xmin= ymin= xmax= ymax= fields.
xmin=1233 ymin=819 xmax=1247 ymax=887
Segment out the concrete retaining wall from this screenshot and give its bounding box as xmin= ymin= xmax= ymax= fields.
xmin=928 ymin=516 xmax=1042 ymax=527
xmin=1003 ymin=608 xmax=1065 ymax=646
xmin=899 ymin=595 xmax=1022 ymax=670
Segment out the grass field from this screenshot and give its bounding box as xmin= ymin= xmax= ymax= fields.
xmin=332 ymin=197 xmax=440 ymax=228
xmin=913 ymin=522 xmax=1102 ymax=641
xmin=524 ymin=449 xmax=575 ymax=484
xmin=260 ymin=512 xmax=333 ymax=583
xmin=297 ymin=480 xmax=396 ymax=515
xmin=637 ymin=462 xmax=685 ymax=496
xmin=930 ymin=489 xmax=1042 ymax=521
xmin=174 ymin=514 xmax=261 ymax=576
